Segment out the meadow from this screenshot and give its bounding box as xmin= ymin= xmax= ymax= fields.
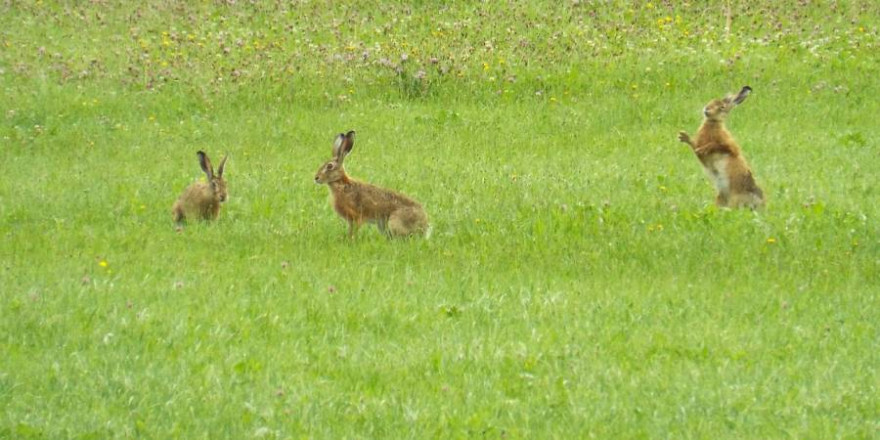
xmin=2 ymin=1 xmax=879 ymax=438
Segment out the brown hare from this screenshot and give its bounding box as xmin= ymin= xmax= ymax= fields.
xmin=678 ymin=86 xmax=764 ymax=209
xmin=314 ymin=130 xmax=429 ymax=238
xmin=172 ymin=151 xmax=228 ymax=224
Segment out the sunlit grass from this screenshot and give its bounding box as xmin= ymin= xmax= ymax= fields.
xmin=2 ymin=1 xmax=879 ymax=438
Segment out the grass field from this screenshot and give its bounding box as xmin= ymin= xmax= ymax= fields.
xmin=2 ymin=1 xmax=879 ymax=438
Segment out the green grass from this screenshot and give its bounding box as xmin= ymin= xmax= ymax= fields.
xmin=2 ymin=1 xmax=879 ymax=438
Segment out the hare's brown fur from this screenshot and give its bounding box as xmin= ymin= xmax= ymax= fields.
xmin=315 ymin=131 xmax=428 ymax=238
xmin=172 ymin=151 xmax=228 ymax=224
xmin=678 ymin=86 xmax=764 ymax=209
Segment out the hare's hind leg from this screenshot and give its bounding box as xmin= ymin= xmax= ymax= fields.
xmin=747 ymin=185 xmax=765 ymax=210
xmin=172 ymin=202 xmax=185 ymax=225
xmin=730 ymin=191 xmax=765 ymax=210
xmin=388 ymin=207 xmax=428 ymax=238
xmin=376 ymin=218 xmax=392 ymax=237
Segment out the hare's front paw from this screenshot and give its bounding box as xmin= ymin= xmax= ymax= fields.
xmin=677 ymin=131 xmax=692 ymax=145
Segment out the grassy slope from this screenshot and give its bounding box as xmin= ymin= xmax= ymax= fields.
xmin=2 ymin=1 xmax=879 ymax=438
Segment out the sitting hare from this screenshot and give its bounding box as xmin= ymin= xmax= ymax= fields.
xmin=172 ymin=151 xmax=228 ymax=224
xmin=314 ymin=131 xmax=428 ymax=238
xmin=678 ymin=86 xmax=764 ymax=209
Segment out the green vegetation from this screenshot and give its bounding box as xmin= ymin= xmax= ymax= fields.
xmin=2 ymin=1 xmax=879 ymax=438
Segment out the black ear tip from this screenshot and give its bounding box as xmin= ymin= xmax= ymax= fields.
xmin=346 ymin=130 xmax=356 ymax=137
xmin=742 ymin=85 xmax=752 ymax=92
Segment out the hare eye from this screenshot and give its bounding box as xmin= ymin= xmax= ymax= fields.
xmin=326 ymin=163 xmax=335 ymax=170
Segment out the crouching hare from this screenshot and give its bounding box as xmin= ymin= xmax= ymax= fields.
xmin=678 ymin=86 xmax=765 ymax=209
xmin=172 ymin=151 xmax=228 ymax=224
xmin=314 ymin=131 xmax=429 ymax=238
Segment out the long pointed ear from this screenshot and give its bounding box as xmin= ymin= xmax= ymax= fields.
xmin=197 ymin=151 xmax=214 ymax=179
xmin=332 ymin=133 xmax=346 ymax=161
xmin=217 ymin=154 xmax=228 ymax=177
xmin=341 ymin=130 xmax=355 ymax=158
xmin=732 ymin=86 xmax=752 ymax=105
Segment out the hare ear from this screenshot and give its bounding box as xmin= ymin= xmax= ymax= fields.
xmin=342 ymin=130 xmax=355 ymax=157
xmin=332 ymin=133 xmax=346 ymax=160
xmin=197 ymin=151 xmax=214 ymax=179
xmin=732 ymin=86 xmax=752 ymax=105
xmin=216 ymin=154 xmax=228 ymax=177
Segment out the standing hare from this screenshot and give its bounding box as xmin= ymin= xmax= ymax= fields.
xmin=172 ymin=151 xmax=228 ymax=224
xmin=314 ymin=130 xmax=429 ymax=238
xmin=678 ymin=86 xmax=765 ymax=209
